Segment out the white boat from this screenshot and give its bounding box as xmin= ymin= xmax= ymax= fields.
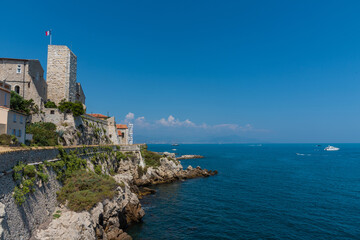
xmin=324 ymin=145 xmax=340 ymax=151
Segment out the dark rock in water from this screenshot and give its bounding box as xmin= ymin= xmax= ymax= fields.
xmin=139 ymin=187 xmax=156 ymax=198
xmin=124 ymin=201 xmax=145 ymax=224
xmin=106 ymin=227 xmax=132 ymax=240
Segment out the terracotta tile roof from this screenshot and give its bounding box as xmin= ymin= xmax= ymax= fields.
xmin=0 ymin=106 xmax=10 ymax=110
xmin=116 ymin=124 xmax=128 ymax=129
xmin=88 ymin=113 xmax=108 ymax=119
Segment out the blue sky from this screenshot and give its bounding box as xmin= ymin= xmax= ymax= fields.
xmin=1 ymin=0 xmax=360 ymax=143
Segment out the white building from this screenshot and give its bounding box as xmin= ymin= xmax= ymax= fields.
xmin=116 ymin=124 xmax=128 ymax=145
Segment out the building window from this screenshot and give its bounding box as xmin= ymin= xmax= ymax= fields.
xmin=4 ymin=94 xmax=7 ymax=106
xmin=18 ymin=129 xmax=21 ymax=137
xmin=13 ymin=114 xmax=16 ymax=123
xmin=12 ymin=129 xmax=16 ymax=135
xmin=15 ymin=86 xmax=20 ymax=94
xmin=36 ymin=72 xmax=39 ymax=81
xmin=50 ymin=110 xmax=55 ymax=114
xmin=20 ymin=116 xmax=23 ymax=124
xmin=16 ymin=65 xmax=21 ymax=74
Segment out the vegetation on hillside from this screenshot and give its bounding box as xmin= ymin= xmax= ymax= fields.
xmin=13 ymin=162 xmax=49 ymax=205
xmin=12 ymin=146 xmax=125 ymax=208
xmin=57 ymin=170 xmax=119 ymax=212
xmin=26 ymin=122 xmax=58 ymax=146
xmin=10 ymin=91 xmax=39 ymax=114
xmin=47 ymin=147 xmax=87 ymax=183
xmin=141 ymin=147 xmax=161 ymax=167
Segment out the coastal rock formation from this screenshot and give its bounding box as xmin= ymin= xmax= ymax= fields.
xmin=56 ymin=116 xmax=111 ymax=146
xmin=31 ymin=149 xmax=216 ymax=240
xmin=134 ymin=155 xmax=217 ymax=187
xmin=33 ymin=173 xmax=143 ymax=240
xmin=33 ymin=210 xmax=95 ymax=240
xmin=177 ymin=155 xmax=204 ymax=160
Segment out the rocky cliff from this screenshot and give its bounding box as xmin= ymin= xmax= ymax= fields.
xmin=16 ymin=149 xmax=216 ymax=240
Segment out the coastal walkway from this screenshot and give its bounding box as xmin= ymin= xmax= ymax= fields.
xmin=0 ymin=144 xmax=142 ymax=179
xmin=0 ymin=144 xmax=141 ymax=154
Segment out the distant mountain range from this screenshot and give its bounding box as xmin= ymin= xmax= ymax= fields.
xmin=135 ymin=134 xmax=261 ymax=144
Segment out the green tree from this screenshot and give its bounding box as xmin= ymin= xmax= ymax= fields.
xmin=58 ymin=99 xmax=73 ymax=113
xmin=58 ymin=100 xmax=84 ymax=117
xmin=44 ymin=101 xmax=57 ymax=108
xmin=10 ymin=91 xmax=39 ymax=114
xmin=72 ymin=102 xmax=85 ymax=117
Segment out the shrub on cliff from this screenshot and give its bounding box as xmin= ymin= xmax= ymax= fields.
xmin=71 ymin=101 xmax=85 ymax=117
xmin=10 ymin=91 xmax=39 ymax=114
xmin=44 ymin=101 xmax=57 ymax=108
xmin=26 ymin=122 xmax=58 ymax=146
xmin=12 ymin=162 xmax=49 ymax=205
xmin=58 ymin=100 xmax=85 ymax=117
xmin=57 ymin=170 xmax=119 ymax=212
xmin=141 ymin=149 xmax=161 ymax=167
xmin=48 ymin=147 xmax=87 ymax=183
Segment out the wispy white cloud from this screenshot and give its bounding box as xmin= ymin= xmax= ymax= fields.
xmin=135 ymin=116 xmax=150 ymax=127
xmin=157 ymin=115 xmax=195 ymax=127
xmin=125 ymin=112 xmax=134 ymax=120
xmin=121 ymin=113 xmax=260 ymax=132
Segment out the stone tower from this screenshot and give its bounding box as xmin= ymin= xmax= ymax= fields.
xmin=46 ymin=45 xmax=77 ymax=104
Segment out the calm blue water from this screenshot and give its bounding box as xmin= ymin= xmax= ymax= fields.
xmin=127 ymin=144 xmax=360 ymax=240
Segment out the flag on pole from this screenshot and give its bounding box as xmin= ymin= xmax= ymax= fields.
xmin=45 ymin=30 xmax=52 ymax=45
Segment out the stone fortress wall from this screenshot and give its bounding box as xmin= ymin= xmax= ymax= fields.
xmin=0 ymin=58 xmax=47 ymax=108
xmin=68 ymin=49 xmax=77 ymax=103
xmin=31 ymin=110 xmax=120 ymax=145
xmin=76 ymin=82 xmax=85 ymax=104
xmin=1 ymin=45 xmax=84 ymax=108
xmin=1 ymin=46 xmax=126 ymax=146
xmin=46 ymin=45 xmax=81 ymax=105
xmin=26 ymin=60 xmax=48 ymax=107
xmin=0 ymin=145 xmax=141 ymax=240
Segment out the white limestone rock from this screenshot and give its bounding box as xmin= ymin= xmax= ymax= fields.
xmin=34 ymin=209 xmax=95 ymax=240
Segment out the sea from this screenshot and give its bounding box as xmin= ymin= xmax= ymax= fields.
xmin=127 ymin=144 xmax=360 ymax=240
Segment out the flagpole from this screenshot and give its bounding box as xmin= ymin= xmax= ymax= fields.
xmin=50 ymin=29 xmax=52 ymax=45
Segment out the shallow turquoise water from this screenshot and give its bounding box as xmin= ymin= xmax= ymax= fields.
xmin=127 ymin=144 xmax=360 ymax=239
